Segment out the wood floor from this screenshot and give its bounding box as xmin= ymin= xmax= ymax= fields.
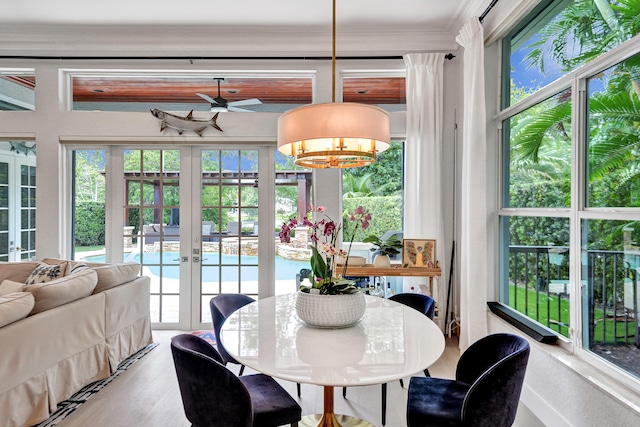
xmin=55 ymin=330 xmax=541 ymax=427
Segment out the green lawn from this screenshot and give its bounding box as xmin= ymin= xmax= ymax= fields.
xmin=508 ymin=283 xmax=636 ymax=344
xmin=75 ymin=246 xmax=105 ymax=253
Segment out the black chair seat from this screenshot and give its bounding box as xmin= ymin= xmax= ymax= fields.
xmin=239 ymin=374 xmax=301 ymax=427
xmin=407 ymin=377 xmax=470 ymax=427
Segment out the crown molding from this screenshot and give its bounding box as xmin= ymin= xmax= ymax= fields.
xmin=0 ymin=24 xmax=458 ymax=58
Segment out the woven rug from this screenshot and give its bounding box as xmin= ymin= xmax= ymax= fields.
xmin=32 ymin=343 xmax=159 ymax=427
xmin=191 ymin=329 xmax=216 ymax=346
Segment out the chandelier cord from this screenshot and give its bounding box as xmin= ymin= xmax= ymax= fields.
xmin=332 ymin=0 xmax=336 ymax=103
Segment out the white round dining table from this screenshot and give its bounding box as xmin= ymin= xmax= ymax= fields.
xmin=220 ymin=293 xmax=445 ymax=427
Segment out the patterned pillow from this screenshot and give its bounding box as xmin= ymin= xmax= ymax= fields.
xmin=25 ymin=262 xmax=68 ymax=285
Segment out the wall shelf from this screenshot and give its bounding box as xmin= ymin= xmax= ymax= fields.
xmin=342 ymin=264 xmax=441 ymax=278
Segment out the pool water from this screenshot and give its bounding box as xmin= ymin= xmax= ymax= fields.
xmin=81 ymin=252 xmax=308 ymax=281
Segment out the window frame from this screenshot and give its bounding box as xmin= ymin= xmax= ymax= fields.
xmin=496 ymin=3 xmax=640 ymax=388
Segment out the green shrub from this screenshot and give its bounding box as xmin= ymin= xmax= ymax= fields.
xmin=75 ymin=202 xmax=106 ymax=246
xmin=343 ymin=196 xmax=402 ymax=242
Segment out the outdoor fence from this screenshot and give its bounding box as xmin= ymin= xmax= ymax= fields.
xmin=508 ymin=245 xmax=639 ymax=347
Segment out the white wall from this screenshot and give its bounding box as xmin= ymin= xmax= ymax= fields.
xmin=489 ymin=315 xmax=640 ymax=427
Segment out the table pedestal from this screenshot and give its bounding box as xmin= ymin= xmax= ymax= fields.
xmin=300 ymin=386 xmax=374 ymax=427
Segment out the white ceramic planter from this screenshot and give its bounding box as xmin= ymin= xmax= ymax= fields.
xmin=373 ymin=254 xmax=391 ymax=268
xmin=295 ymin=290 xmax=366 ymax=328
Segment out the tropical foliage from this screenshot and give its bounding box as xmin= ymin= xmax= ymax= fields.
xmin=510 ymin=0 xmax=640 ymax=228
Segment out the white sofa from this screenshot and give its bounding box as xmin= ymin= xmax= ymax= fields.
xmin=0 ymin=259 xmax=152 ymax=427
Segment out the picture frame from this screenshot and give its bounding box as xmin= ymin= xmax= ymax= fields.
xmin=402 ymin=238 xmax=436 ymax=268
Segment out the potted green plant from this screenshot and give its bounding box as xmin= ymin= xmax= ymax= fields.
xmin=278 ymin=205 xmax=372 ymax=328
xmin=363 ymin=233 xmax=403 ymax=268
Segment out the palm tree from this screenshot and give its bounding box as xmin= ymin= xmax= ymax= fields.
xmin=512 ymin=0 xmax=640 ymax=199
xmin=342 ymin=173 xmax=374 ymax=198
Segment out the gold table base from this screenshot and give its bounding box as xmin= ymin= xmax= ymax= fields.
xmin=300 ymin=414 xmax=374 ymax=427
xmin=299 ymin=386 xmax=374 ymax=427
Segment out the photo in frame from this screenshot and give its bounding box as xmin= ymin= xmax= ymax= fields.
xmin=402 ymin=239 xmax=436 ymax=268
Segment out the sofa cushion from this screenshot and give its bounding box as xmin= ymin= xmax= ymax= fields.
xmin=24 ymin=269 xmax=98 ymax=314
xmin=40 ymin=258 xmax=140 ymax=294
xmin=0 ymin=279 xmax=26 ymax=296
xmin=89 ymin=263 xmax=141 ymax=293
xmin=0 ymin=292 xmax=35 ymax=327
xmin=25 ymin=261 xmax=68 ymax=285
xmin=0 ymin=261 xmax=39 ymax=284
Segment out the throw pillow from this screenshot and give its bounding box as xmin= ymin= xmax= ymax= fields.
xmin=0 ymin=292 xmax=35 ymax=328
xmin=66 ymin=261 xmax=90 ymax=275
xmin=25 ymin=262 xmax=68 ymax=285
xmin=0 ymin=279 xmax=26 ymax=296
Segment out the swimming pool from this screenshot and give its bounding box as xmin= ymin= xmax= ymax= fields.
xmin=81 ymin=252 xmax=309 ymax=281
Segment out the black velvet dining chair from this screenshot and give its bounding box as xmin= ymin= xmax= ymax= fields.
xmin=210 ymin=293 xmax=255 ymax=375
xmin=171 ymin=333 xmax=301 ymax=427
xmin=210 ymin=293 xmax=302 ymax=396
xmin=406 ymin=333 xmax=530 ymax=427
xmin=343 ymin=292 xmax=436 ymax=426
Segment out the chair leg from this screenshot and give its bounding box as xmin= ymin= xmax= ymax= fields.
xmin=342 ymin=386 xmax=347 ymax=397
xmin=297 ymin=382 xmax=301 ymax=397
xmin=424 ymin=368 xmax=431 ymax=377
xmin=382 ymin=383 xmax=387 ymax=426
xmin=239 ymin=364 xmax=245 ymax=376
xmin=291 ymin=423 xmax=298 ymax=427
xmin=399 ymin=378 xmax=404 ymax=388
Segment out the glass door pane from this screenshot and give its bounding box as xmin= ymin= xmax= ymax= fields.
xmin=0 ymin=141 xmax=36 ymax=261
xmin=200 ymin=149 xmax=260 ymax=323
xmin=19 ymin=164 xmax=36 ymax=260
xmin=125 ymin=149 xmax=181 ymax=324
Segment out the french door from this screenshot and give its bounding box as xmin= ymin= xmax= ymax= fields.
xmin=120 ymin=145 xmax=275 ymax=330
xmin=0 ymin=149 xmax=36 ymax=262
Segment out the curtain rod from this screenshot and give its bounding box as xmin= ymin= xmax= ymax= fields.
xmin=0 ymin=54 xmax=456 ymax=61
xmin=479 ymin=0 xmax=500 ymax=22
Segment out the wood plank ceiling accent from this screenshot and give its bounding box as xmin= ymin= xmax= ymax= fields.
xmin=71 ymin=76 xmax=405 ymax=105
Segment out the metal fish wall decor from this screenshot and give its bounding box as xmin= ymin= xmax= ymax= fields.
xmin=150 ymin=109 xmax=223 ymax=136
xmin=9 ymin=141 xmax=36 ymax=156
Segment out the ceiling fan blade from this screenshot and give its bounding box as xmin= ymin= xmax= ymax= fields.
xmin=228 ymin=106 xmax=256 ymax=113
xmin=228 ymin=98 xmax=262 ymax=107
xmin=196 ymin=92 xmax=219 ymax=105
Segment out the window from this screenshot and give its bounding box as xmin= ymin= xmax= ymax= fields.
xmin=499 ymin=0 xmax=640 ymax=380
xmin=0 ymin=71 xmax=35 ymax=111
xmin=342 ymin=141 xmax=404 ymax=243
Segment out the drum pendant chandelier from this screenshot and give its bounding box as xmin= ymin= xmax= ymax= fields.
xmin=277 ymin=0 xmax=390 ymax=168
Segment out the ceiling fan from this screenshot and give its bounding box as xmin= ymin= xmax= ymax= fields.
xmin=196 ymin=77 xmax=262 ymax=112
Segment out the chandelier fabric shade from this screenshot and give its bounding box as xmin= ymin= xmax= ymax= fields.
xmin=276 ymin=0 xmax=391 ymax=168
xmin=277 ymin=102 xmax=391 ymax=168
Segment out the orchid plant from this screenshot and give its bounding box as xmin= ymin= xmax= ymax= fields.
xmin=279 ymin=205 xmax=371 ymax=295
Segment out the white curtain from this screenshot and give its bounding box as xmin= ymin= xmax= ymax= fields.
xmin=456 ymin=18 xmax=488 ymax=350
xmin=403 ymin=53 xmax=445 ymax=298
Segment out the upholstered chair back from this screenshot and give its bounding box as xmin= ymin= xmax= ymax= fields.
xmin=171 ymin=333 xmax=253 ymax=427
xmin=210 ymin=294 xmax=255 ymax=363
